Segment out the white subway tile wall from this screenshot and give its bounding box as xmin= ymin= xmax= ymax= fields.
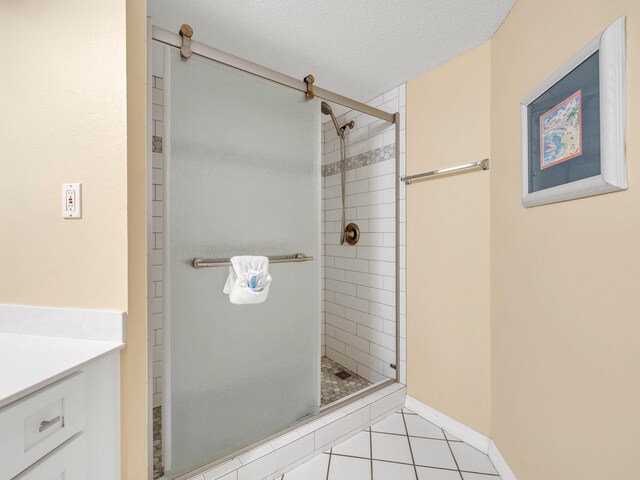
xmin=151 ymin=75 xmax=165 ymax=408
xmin=322 ymin=85 xmax=407 ymax=384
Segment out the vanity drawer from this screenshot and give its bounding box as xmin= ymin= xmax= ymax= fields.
xmin=0 ymin=373 xmax=86 ymax=480
xmin=13 ymin=433 xmax=86 ymax=480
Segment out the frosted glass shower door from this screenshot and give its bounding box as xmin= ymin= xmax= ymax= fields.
xmin=166 ymin=50 xmax=320 ymax=477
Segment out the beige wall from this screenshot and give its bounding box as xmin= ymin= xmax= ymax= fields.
xmin=491 ymin=1 xmax=640 ymax=478
xmin=0 ymin=0 xmax=128 ymax=309
xmin=0 ymin=1 xmax=148 ymax=478
xmin=406 ymin=43 xmax=492 ymax=435
xmin=407 ymin=1 xmax=640 ymax=478
xmin=123 ymin=1 xmax=149 ymax=479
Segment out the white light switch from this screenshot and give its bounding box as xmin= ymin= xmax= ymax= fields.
xmin=62 ymin=183 xmax=81 ymax=218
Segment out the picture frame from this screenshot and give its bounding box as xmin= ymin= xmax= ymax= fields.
xmin=520 ymin=16 xmax=627 ymax=207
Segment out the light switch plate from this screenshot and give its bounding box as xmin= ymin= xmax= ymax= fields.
xmin=62 ymin=183 xmax=81 ymax=218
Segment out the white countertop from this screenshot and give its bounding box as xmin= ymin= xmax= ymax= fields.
xmin=0 ymin=304 xmax=126 ymax=409
xmin=0 ymin=333 xmax=123 ymax=409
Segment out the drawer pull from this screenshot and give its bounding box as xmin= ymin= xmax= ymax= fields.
xmin=38 ymin=415 xmax=62 ymax=433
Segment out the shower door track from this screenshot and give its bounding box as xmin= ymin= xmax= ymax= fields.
xmin=149 ymin=23 xmax=403 ymax=480
xmin=151 ymin=25 xmax=396 ymax=124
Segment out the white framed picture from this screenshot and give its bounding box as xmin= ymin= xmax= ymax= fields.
xmin=521 ymin=16 xmax=627 ymax=208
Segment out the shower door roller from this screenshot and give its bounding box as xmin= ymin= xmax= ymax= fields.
xmin=344 ymin=223 xmax=360 ymax=245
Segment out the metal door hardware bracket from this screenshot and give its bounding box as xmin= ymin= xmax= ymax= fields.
xmin=303 ymin=74 xmax=315 ymax=100
xmin=179 ymin=24 xmax=194 ymax=60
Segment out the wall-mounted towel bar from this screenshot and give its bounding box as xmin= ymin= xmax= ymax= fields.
xmin=192 ymin=253 xmax=313 ymax=269
xmin=401 ymin=158 xmax=489 ymax=184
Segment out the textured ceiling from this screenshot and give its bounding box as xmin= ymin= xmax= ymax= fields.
xmin=148 ymin=0 xmax=514 ymax=107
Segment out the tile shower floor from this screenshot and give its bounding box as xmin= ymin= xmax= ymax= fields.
xmin=153 ymin=358 xmax=371 ymax=479
xmin=279 ymin=408 xmax=501 ymax=480
xmin=154 ymin=406 xmax=163 ymax=479
xmin=321 ymin=356 xmax=371 ymax=406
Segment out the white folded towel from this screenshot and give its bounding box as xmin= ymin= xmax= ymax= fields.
xmin=223 ymin=255 xmax=272 ymax=304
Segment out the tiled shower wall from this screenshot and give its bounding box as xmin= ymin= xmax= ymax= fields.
xmin=151 ymin=73 xmax=165 ymax=408
xmin=321 ymin=85 xmax=407 ymax=385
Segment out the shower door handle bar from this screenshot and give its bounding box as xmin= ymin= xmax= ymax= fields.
xmin=192 ymin=253 xmax=313 ymax=269
xmin=401 ymin=158 xmax=490 ymax=184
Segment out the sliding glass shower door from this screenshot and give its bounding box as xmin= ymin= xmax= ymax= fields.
xmin=165 ymin=49 xmax=320 ymax=478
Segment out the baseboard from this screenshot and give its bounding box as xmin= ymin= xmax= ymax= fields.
xmin=405 ymin=395 xmax=490 ymax=453
xmin=488 ymin=439 xmax=518 ymax=480
xmin=405 ymin=395 xmax=517 ymax=479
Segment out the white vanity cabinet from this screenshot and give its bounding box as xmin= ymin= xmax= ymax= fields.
xmin=13 ymin=433 xmax=87 ymax=480
xmin=0 ymin=372 xmax=85 ymax=479
xmin=0 ymin=304 xmax=125 ymax=480
xmin=0 ymin=350 xmax=121 ymax=480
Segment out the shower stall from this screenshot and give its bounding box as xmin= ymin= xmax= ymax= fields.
xmin=148 ymin=24 xmax=402 ymax=480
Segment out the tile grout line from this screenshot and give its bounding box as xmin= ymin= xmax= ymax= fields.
xmin=400 ymin=411 xmax=419 ymax=480
xmin=325 ymin=448 xmax=332 ymax=480
xmin=370 ymin=429 xmax=463 ymax=442
xmin=369 ymin=427 xmax=374 ymax=479
xmin=456 ymin=472 xmax=501 ymax=478
xmin=329 ymin=451 xmax=459 ymax=471
xmin=442 ymin=426 xmax=465 ymax=480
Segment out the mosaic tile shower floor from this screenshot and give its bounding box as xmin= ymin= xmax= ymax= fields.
xmin=321 ymin=356 xmax=371 ymax=406
xmin=153 ymin=405 xmax=163 ymax=479
xmin=153 ymin=357 xmax=371 ymax=479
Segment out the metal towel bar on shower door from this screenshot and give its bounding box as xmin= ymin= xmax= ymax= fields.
xmin=191 ymin=253 xmax=314 ymax=269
